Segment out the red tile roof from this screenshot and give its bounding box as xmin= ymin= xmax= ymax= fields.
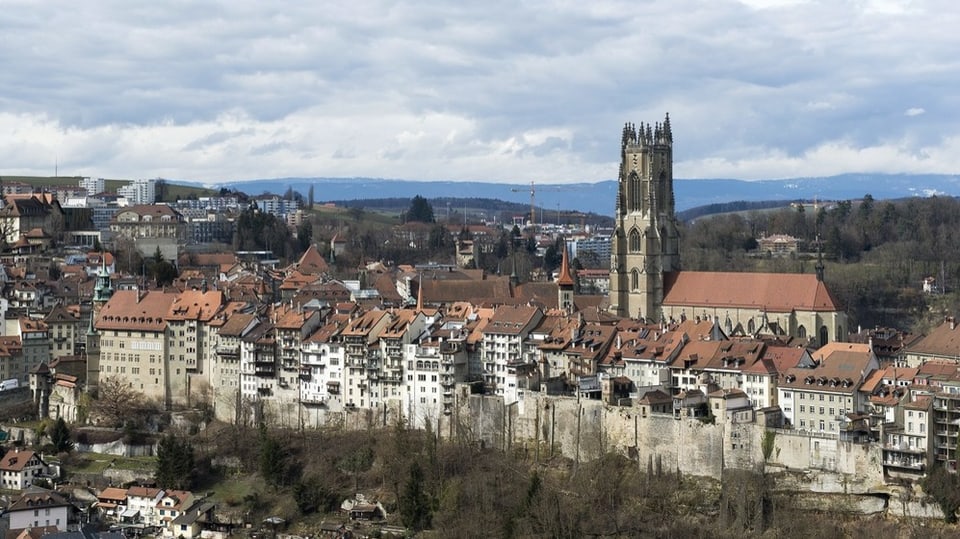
xmin=663 ymin=271 xmax=841 ymax=312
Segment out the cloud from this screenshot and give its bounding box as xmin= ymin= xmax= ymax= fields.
xmin=0 ymin=0 xmax=958 ymax=184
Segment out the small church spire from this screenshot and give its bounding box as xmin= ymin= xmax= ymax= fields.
xmin=556 ymin=238 xmax=575 ymax=314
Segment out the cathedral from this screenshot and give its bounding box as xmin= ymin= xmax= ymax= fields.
xmin=609 ymin=114 xmax=847 ymax=345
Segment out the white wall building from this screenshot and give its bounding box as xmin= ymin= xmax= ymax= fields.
xmin=117 ymin=178 xmax=157 ymax=205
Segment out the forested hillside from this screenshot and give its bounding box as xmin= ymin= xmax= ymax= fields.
xmin=680 ymin=195 xmax=960 ymax=332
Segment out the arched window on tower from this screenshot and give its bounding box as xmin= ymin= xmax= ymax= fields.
xmin=631 ymin=269 xmax=640 ymax=291
xmin=629 ymin=229 xmax=641 ymax=252
xmin=819 ymin=325 xmax=829 ymax=346
xmin=658 ymin=170 xmax=667 ymax=212
xmin=630 ymin=172 xmax=641 ymax=211
xmin=797 ymin=325 xmax=807 ymax=339
xmin=747 ymin=319 xmax=755 ymax=334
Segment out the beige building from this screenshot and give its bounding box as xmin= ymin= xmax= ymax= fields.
xmin=96 ymin=289 xmax=177 ymax=406
xmin=777 ymin=342 xmax=879 ymax=434
xmin=110 ymin=204 xmax=185 ymax=241
xmin=45 ymin=305 xmax=80 ymax=360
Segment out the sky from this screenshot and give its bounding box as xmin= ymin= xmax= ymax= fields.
xmin=1 ymin=0 xmax=959 ymax=185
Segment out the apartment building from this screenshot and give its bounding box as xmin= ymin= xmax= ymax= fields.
xmin=166 ymin=289 xmax=224 ymax=406
xmin=45 ymin=306 xmax=80 ymax=360
xmin=481 ymin=305 xmax=544 ymax=400
xmin=341 ymin=310 xmax=391 ymax=409
xmin=778 ymin=342 xmax=879 ymax=433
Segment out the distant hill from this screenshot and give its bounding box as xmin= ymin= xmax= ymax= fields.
xmin=211 ymin=173 xmax=960 ymax=215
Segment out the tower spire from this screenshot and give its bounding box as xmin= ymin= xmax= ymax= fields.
xmin=556 ymin=238 xmax=575 ymax=313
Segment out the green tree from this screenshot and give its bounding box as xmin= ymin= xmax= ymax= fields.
xmin=406 ymin=195 xmax=435 ymax=223
xmin=49 ymin=417 xmax=73 ymax=454
xmin=156 ymin=433 xmax=195 ymax=489
xmin=307 ymin=184 xmax=315 ymax=209
xmin=297 ymin=221 xmax=313 ymax=253
xmin=259 ymin=424 xmax=287 ymax=487
xmin=293 ymin=475 xmax=338 ymax=515
xmin=399 ymin=462 xmax=432 ymax=531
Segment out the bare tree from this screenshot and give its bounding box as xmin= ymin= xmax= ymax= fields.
xmin=91 ymin=376 xmax=145 ymax=428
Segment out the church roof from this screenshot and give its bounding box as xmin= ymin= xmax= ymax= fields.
xmin=662 ymin=271 xmax=840 ymax=313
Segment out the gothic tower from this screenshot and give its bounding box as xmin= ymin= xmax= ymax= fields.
xmin=609 ymin=114 xmax=680 ymax=320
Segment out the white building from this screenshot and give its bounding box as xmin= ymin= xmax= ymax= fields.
xmin=79 ymin=176 xmax=105 ymax=195
xmin=118 ymin=178 xmax=158 ymax=205
xmin=0 ymin=449 xmax=50 ymax=490
xmin=5 ymin=488 xmax=73 ymax=531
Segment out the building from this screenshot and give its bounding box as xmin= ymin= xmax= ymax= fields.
xmin=110 ymin=204 xmax=184 ymax=242
xmin=607 ymin=115 xmax=847 ymax=345
xmin=79 ymin=177 xmax=106 ymax=195
xmin=4 ymin=488 xmax=74 ymax=531
xmin=0 ymin=193 xmax=64 ymax=246
xmin=95 ymin=289 xmax=178 ymax=405
xmin=777 ymin=342 xmax=880 ymax=433
xmin=117 ymin=178 xmax=157 ymax=205
xmin=758 ymin=234 xmax=800 ymax=256
xmin=608 ymin=116 xmax=680 ymax=321
xmin=0 ymin=449 xmax=51 ymax=490
xmin=481 ymin=304 xmax=544 ymax=400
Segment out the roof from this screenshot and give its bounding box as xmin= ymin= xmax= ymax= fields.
xmin=98 ymin=487 xmax=128 ymax=501
xmin=167 ymin=290 xmax=224 ymax=322
xmin=907 ymin=318 xmax=960 ymax=358
xmin=484 ymin=305 xmax=543 ymax=336
xmin=294 ymin=244 xmax=330 ymax=275
xmin=7 ymin=488 xmax=72 ymax=511
xmin=218 ymin=313 xmax=257 ymax=337
xmin=0 ymin=449 xmax=44 ymax=472
xmin=662 ymin=270 xmax=841 ymax=312
xmin=97 ymin=290 xmax=177 ymax=331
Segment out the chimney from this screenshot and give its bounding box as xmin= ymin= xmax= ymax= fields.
xmin=951 ymin=317 xmax=957 ymax=331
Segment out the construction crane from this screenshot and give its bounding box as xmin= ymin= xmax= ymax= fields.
xmin=511 ymin=181 xmax=538 ymax=226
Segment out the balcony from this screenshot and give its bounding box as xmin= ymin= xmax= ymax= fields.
xmin=884 ymin=443 xmax=926 ymax=454
xmin=254 ymin=365 xmax=275 ymax=376
xmin=883 ymin=459 xmax=925 ymax=471
xmin=217 ymin=345 xmax=239 ymax=356
xmin=299 ymin=368 xmax=311 ymax=380
xmin=300 ymin=396 xmax=326 ymax=406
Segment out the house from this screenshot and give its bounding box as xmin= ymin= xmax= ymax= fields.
xmin=0 ymin=449 xmax=51 ymax=490
xmin=95 ymin=487 xmax=128 ymax=520
xmin=4 ymin=487 xmax=75 ymax=532
xmin=166 ymin=500 xmax=216 ymax=538
xmin=155 ymin=490 xmax=194 ymax=528
xmin=757 ymin=234 xmax=800 ymax=256
xmin=124 ymin=486 xmax=163 ymax=525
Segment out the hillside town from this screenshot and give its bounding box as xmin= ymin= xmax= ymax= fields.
xmin=3 ymin=117 xmax=960 ymax=535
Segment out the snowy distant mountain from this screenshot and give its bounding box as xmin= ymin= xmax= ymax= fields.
xmin=186 ymin=173 xmax=960 ymax=215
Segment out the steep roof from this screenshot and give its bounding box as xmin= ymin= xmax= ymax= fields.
xmin=294 ymin=244 xmax=329 ymax=275
xmin=0 ymin=449 xmax=43 ymax=472
xmin=663 ymin=270 xmax=841 ymax=312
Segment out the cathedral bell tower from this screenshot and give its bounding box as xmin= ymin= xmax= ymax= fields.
xmin=609 ymin=114 xmax=680 ymax=320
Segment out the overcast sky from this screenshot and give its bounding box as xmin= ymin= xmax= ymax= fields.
xmin=1 ymin=0 xmax=957 ymax=185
